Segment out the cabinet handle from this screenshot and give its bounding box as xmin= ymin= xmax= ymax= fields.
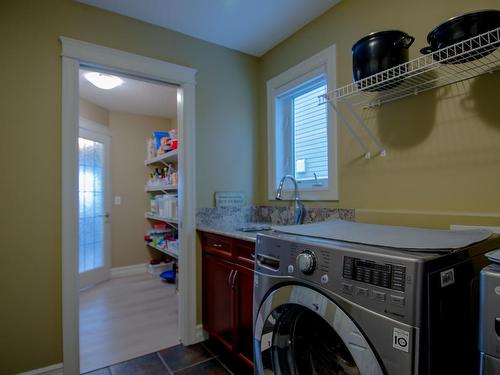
xmin=231 ymin=270 xmax=238 ymax=289
xmin=212 ymin=243 xmax=223 ymax=248
xmin=228 ymin=270 xmax=234 ymax=286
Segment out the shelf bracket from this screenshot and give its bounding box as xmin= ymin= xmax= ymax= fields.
xmin=344 ymin=101 xmax=386 ymax=157
xmin=328 ymin=100 xmax=386 ymax=159
xmin=328 ymin=100 xmax=372 ymax=159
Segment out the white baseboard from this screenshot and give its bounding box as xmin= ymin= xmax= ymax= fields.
xmin=110 ymin=263 xmax=146 ymax=278
xmin=195 ymin=324 xmax=208 ymax=343
xmin=17 ymin=363 xmax=63 ymax=375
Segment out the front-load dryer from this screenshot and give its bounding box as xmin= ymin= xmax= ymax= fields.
xmin=253 ymin=227 xmax=500 ymax=375
xmin=479 ymin=250 xmax=500 ymax=374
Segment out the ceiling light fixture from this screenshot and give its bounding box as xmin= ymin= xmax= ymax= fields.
xmin=84 ymin=72 xmax=123 ymax=90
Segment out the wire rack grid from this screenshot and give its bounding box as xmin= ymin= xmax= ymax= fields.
xmin=321 ymin=27 xmax=500 ymax=109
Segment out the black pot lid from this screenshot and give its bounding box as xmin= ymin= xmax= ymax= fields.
xmin=426 ymin=9 xmax=500 ymax=42
xmin=352 ymin=30 xmax=411 ymax=50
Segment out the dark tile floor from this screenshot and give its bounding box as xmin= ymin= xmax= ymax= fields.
xmin=83 ymin=341 xmax=253 ymax=375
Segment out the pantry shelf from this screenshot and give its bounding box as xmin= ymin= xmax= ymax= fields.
xmin=145 ymin=183 xmax=178 ymax=192
xmin=145 ymin=212 xmax=179 ymax=225
xmin=145 ymin=149 xmax=178 ymax=166
xmin=146 ymin=242 xmax=178 ymax=259
xmin=319 ymin=27 xmax=500 ymax=159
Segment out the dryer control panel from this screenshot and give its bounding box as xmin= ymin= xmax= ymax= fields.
xmin=343 ymin=257 xmax=406 ymax=292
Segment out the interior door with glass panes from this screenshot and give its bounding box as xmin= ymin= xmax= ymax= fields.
xmin=78 ymin=125 xmax=111 ymax=289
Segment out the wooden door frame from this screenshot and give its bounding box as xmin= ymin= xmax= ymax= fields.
xmin=60 ymin=36 xmax=198 ymax=374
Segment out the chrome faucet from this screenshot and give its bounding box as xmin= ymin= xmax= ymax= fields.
xmin=276 ymin=175 xmax=305 ymax=225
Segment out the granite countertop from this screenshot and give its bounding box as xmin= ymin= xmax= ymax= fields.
xmin=196 ymin=206 xmax=355 ymax=243
xmin=197 ymin=223 xmax=273 ymax=243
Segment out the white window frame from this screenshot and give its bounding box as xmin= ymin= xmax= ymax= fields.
xmin=267 ymin=45 xmax=338 ymax=201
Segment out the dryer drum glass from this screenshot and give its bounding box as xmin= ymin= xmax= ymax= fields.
xmin=262 ymin=304 xmax=361 ymax=374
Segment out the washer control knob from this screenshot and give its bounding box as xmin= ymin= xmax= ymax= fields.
xmin=296 ymin=250 xmax=316 ymax=274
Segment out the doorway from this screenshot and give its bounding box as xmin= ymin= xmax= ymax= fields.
xmin=61 ymin=37 xmax=199 ymax=375
xmin=77 ymin=67 xmax=181 ymax=372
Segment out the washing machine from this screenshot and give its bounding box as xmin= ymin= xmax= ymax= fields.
xmin=479 ymin=250 xmax=500 ymax=374
xmin=253 ymin=222 xmax=500 ymax=375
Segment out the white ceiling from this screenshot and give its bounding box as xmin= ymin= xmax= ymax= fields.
xmin=79 ymin=68 xmax=178 ymax=118
xmin=77 ymin=0 xmax=340 ymax=56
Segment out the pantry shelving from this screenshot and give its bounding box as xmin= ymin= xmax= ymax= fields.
xmin=145 ymin=212 xmax=179 ymax=225
xmin=146 ymin=242 xmax=178 ymax=260
xmin=144 ymin=149 xmax=178 ymax=166
xmin=319 ymin=27 xmax=500 ymax=159
xmin=145 ymin=129 xmax=180 ymax=269
xmin=144 ymin=183 xmax=178 ymax=192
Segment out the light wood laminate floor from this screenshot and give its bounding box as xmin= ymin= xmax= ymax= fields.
xmin=80 ymin=273 xmax=179 ymax=373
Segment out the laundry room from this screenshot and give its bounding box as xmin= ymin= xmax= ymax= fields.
xmin=1 ymin=0 xmax=500 ymax=375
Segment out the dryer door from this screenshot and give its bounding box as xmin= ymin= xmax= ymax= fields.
xmin=254 ymin=284 xmax=384 ymax=375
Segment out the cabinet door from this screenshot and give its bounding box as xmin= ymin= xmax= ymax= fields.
xmin=202 ymin=254 xmax=235 ymax=351
xmin=234 ymin=265 xmax=255 ymax=367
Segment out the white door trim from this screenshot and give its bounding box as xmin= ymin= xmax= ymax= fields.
xmin=79 ymin=117 xmax=111 ymax=136
xmin=16 ymin=363 xmax=63 ymax=375
xmin=60 ymin=36 xmax=198 ymax=374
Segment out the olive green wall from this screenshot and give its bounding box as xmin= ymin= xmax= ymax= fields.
xmin=0 ymin=0 xmax=257 ymax=373
xmin=257 ymin=0 xmax=500 ymax=228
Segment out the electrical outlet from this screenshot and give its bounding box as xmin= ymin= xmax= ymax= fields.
xmin=114 ymin=196 xmax=121 ymax=205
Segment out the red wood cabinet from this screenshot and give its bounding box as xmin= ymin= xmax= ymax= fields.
xmin=202 ymin=254 xmax=235 ymax=351
xmin=234 ymin=264 xmax=254 ymax=366
xmin=201 ymin=232 xmax=255 ymax=368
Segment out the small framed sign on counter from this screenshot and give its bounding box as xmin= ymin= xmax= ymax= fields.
xmin=215 ymin=192 xmax=246 ymax=208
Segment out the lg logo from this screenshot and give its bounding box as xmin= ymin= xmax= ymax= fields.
xmin=393 ymin=328 xmax=410 ymax=353
xmin=395 ymin=336 xmax=408 ymax=347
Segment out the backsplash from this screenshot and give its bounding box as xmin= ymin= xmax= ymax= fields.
xmin=196 ymin=206 xmax=355 ymax=228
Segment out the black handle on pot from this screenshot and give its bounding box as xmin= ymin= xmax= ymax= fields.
xmin=420 ymin=46 xmax=433 ymax=55
xmin=394 ymin=35 xmax=415 ymax=48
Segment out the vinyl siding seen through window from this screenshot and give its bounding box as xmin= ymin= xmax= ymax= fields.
xmin=293 ymin=80 xmax=328 ymax=183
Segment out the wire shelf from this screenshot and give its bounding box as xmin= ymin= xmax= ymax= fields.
xmin=321 ymin=27 xmax=500 ymax=108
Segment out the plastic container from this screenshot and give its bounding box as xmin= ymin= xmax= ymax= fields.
xmin=147 ymin=137 xmax=156 ymax=159
xmin=157 ymin=195 xmax=165 ymax=217
xmin=160 ymin=268 xmax=176 ymax=283
xmin=146 ymin=262 xmax=172 ymax=276
xmin=167 ymin=240 xmax=179 ymax=253
xmin=150 ymin=196 xmax=158 ymax=214
xmin=156 ymin=194 xmax=178 ymax=218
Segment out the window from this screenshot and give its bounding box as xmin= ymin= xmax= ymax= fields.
xmin=267 ymin=45 xmax=338 ymax=200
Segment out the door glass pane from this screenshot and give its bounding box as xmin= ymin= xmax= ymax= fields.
xmin=260 ymin=304 xmax=360 ymax=374
xmin=79 ymin=137 xmax=105 ymax=273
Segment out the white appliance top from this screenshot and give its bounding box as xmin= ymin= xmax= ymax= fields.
xmin=272 ymin=220 xmax=492 ymax=251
